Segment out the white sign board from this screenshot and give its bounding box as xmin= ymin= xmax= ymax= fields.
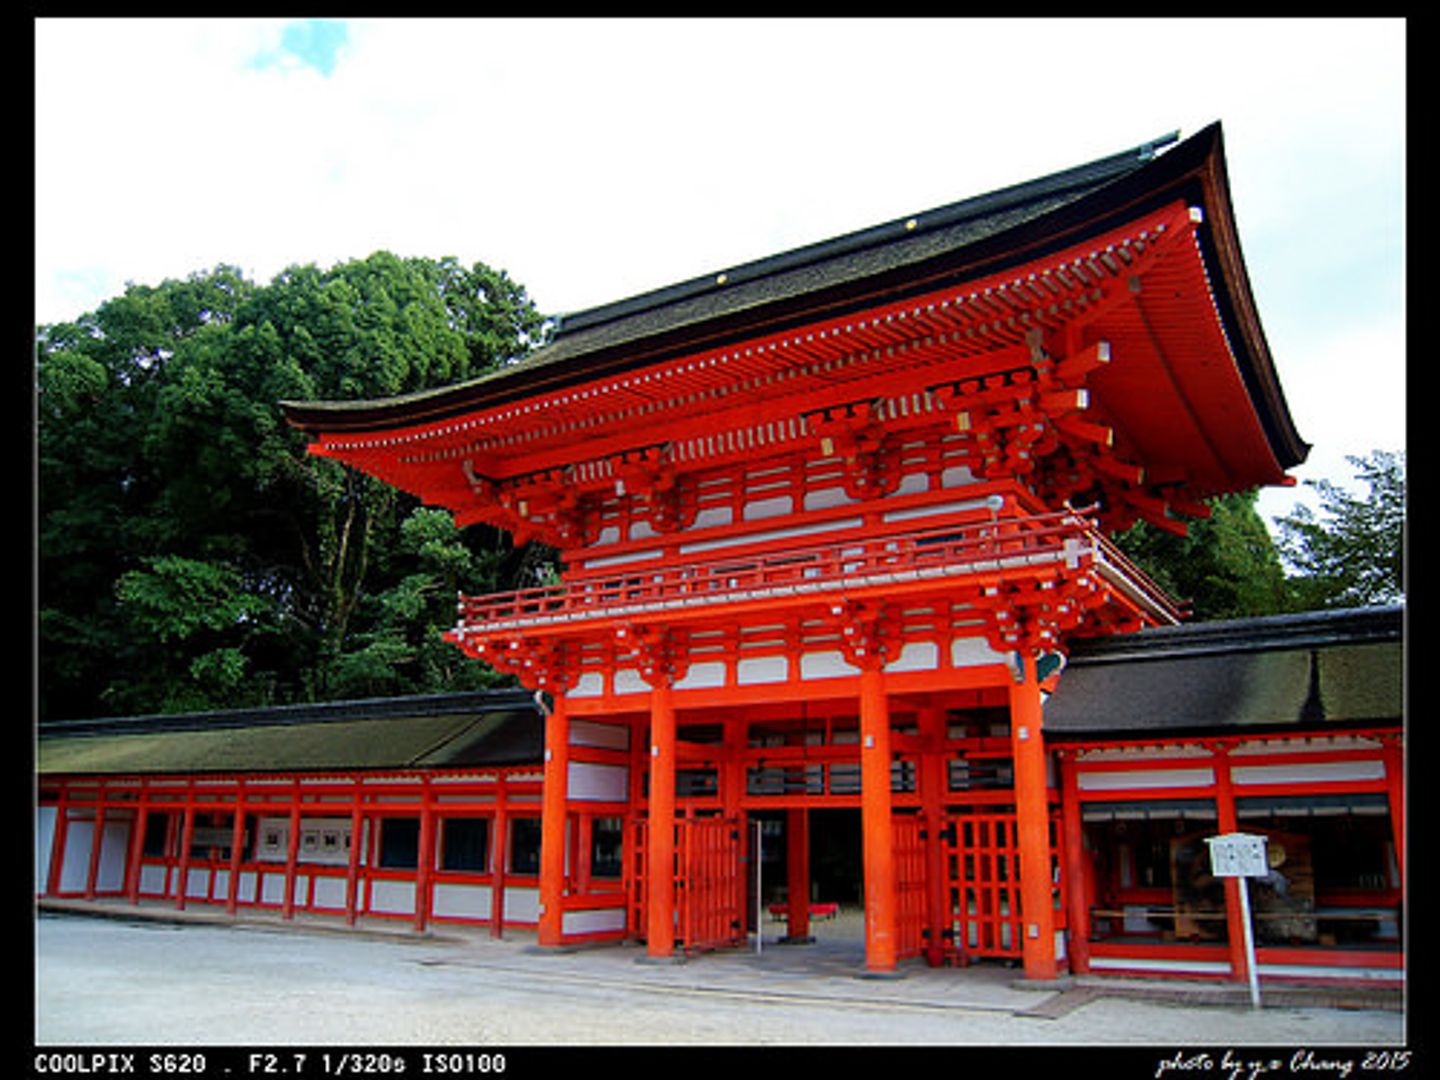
xmin=1205 ymin=832 xmax=1268 ymax=878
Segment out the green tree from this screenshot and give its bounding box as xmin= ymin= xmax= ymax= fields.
xmin=1274 ymin=450 xmax=1405 ymax=609
xmin=1113 ymin=490 xmax=1292 ymax=621
xmin=37 ymin=253 xmax=548 ymax=720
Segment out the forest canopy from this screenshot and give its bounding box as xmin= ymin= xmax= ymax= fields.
xmin=37 ymin=255 xmax=551 ymax=720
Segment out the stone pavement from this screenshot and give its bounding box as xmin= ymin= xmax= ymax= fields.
xmin=36 ymin=896 xmax=1403 ymax=1023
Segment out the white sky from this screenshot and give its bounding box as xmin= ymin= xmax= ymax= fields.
xmin=34 ymin=17 xmax=1406 ymax=528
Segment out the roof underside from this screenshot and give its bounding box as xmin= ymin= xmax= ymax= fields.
xmin=281 ymin=123 xmax=1307 ymax=497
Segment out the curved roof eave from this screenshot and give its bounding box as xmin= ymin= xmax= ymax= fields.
xmin=280 ymin=123 xmax=1307 ymax=473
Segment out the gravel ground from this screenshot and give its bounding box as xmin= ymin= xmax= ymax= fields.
xmin=35 ymin=909 xmax=1407 ymax=1049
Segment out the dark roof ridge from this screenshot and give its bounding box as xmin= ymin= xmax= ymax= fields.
xmin=1065 ymin=605 xmax=1403 ymax=666
xmin=279 ymin=126 xmax=1203 ymax=435
xmin=555 ymin=130 xmax=1180 ymax=337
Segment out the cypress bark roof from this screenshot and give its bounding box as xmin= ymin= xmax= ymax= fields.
xmin=280 ymin=123 xmax=1306 ymax=475
xmin=1044 ymin=605 xmax=1403 ymax=739
xmin=36 ymin=690 xmax=543 ymax=776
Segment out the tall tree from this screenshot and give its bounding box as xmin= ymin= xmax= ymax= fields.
xmin=37 ymin=253 xmax=549 ymax=720
xmin=1112 ymin=490 xmax=1293 ymax=621
xmin=1273 ymin=450 xmax=1405 ymax=609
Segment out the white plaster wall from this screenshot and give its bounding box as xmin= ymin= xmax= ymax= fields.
xmin=503 ymin=886 xmax=541 ymax=922
xmin=563 ymin=907 xmax=627 ymax=936
xmin=433 ymin=883 xmax=493 ymax=919
xmin=369 ymin=879 xmax=416 ymax=915
xmin=36 ymin=806 xmax=57 ymax=891
xmin=567 ymin=761 xmax=629 ymax=802
xmin=1077 ymin=768 xmax=1216 ymax=791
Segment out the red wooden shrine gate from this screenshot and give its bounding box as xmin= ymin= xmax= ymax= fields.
xmin=629 ymin=815 xmax=744 ymax=954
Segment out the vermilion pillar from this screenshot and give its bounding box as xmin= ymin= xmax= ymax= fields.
xmin=859 ymin=663 xmax=897 ymax=974
xmin=1059 ymin=750 xmax=1091 ymax=974
xmin=646 ymin=679 xmax=678 ymax=958
xmin=490 ymin=783 xmax=509 ymax=938
xmin=1382 ymin=738 xmax=1404 ymax=889
xmin=784 ymin=808 xmax=811 ymax=942
xmin=177 ymin=803 xmax=197 ymax=912
xmin=538 ymin=691 xmax=570 ymax=948
xmin=917 ymin=705 xmax=949 ymax=966
xmin=1009 ymin=653 xmax=1058 ymax=980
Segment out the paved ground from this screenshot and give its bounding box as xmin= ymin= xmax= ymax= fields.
xmin=35 ymin=902 xmax=1407 ymax=1049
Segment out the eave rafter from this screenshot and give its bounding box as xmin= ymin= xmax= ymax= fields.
xmin=308 ymin=201 xmax=1226 ymax=542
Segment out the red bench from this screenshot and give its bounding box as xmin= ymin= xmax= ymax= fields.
xmin=767 ymin=902 xmax=839 ymax=921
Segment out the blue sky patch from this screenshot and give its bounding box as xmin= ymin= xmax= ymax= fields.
xmin=250 ymin=20 xmax=349 ymax=77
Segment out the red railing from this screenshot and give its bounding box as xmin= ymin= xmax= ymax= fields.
xmin=453 ymin=509 xmax=1182 ymax=633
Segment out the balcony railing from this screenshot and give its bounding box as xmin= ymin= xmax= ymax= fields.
xmin=452 ymin=508 xmax=1183 ymax=635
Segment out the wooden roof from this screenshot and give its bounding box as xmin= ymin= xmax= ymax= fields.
xmin=280 ymin=123 xmax=1306 ymax=484
xmin=1044 ymin=606 xmax=1403 ymax=739
xmin=36 ymin=690 xmax=542 ymax=777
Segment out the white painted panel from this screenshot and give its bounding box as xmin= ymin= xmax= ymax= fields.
xmin=582 ymin=548 xmax=663 ymax=570
xmin=1230 ymin=761 xmax=1386 ymax=785
xmin=140 ymin=864 xmax=169 ymax=895
xmin=96 ymin=821 xmax=130 ymax=892
xmin=680 ymin=516 xmax=863 ymax=555
xmin=503 ymin=886 xmax=541 ymax=922
xmin=568 ymin=762 xmax=629 ymax=802
xmin=897 ymin=472 xmax=929 ymax=495
xmin=629 ymin=520 xmax=656 ymax=540
xmin=1078 ymin=768 xmax=1215 ymax=791
xmin=433 ymin=883 xmax=493 ymax=919
xmin=570 ymin=671 xmax=604 ymax=698
xmin=1090 ymin=957 xmax=1232 ymax=975
xmin=800 ymin=650 xmax=859 ymax=680
xmin=369 ymin=879 xmax=416 ymax=915
xmin=737 ymin=655 xmax=788 ymax=685
xmin=312 ymin=875 xmax=347 ymax=909
xmin=570 ymin=719 xmax=629 ymax=750
xmin=261 ymin=874 xmax=286 ymax=905
xmin=941 ymin=466 xmax=977 ymax=488
xmin=803 ymin=486 xmax=854 ymax=511
xmin=58 ymin=822 xmax=94 ymax=892
xmin=744 ymin=495 xmax=793 ymax=521
xmin=1256 ymin=963 xmax=1402 ymax=982
xmin=885 ymin=641 xmax=938 ymax=673
xmin=694 ymin=506 xmax=732 ymax=529
xmin=673 ymin=660 xmax=726 ymax=690
xmin=36 ymin=806 xmax=57 ymax=891
xmin=236 ymin=871 xmax=258 ymax=903
xmin=185 ymin=867 xmax=210 ymax=898
xmin=563 ymin=907 xmax=627 ymax=936
xmin=883 ymin=497 xmax=989 ymax=524
xmin=613 ymin=668 xmax=648 ymax=695
xmin=951 ymin=636 xmax=1006 ymax=668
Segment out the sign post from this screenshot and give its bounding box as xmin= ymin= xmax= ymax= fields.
xmin=754 ymin=818 xmax=764 ymax=955
xmin=1205 ymin=832 xmax=1267 ymax=1008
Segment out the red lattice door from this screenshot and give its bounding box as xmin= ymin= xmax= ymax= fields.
xmin=678 ymin=815 xmax=744 ymax=952
xmin=944 ymin=811 xmax=1063 ymax=961
xmin=892 ymin=812 xmax=928 ymax=961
